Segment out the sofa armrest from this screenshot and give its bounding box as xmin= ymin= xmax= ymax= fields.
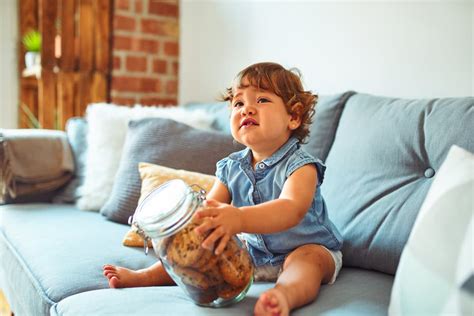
xmin=0 ymin=129 xmax=74 ymax=204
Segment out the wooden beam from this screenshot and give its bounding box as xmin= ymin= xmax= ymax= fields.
xmin=60 ymin=0 xmax=76 ymax=71
xmin=94 ymin=0 xmax=112 ymax=73
xmin=57 ymin=72 xmax=75 ymax=129
xmin=39 ymin=0 xmax=57 ymax=70
xmin=78 ymin=0 xmax=94 ymax=71
xmin=38 ymin=70 xmax=57 ymax=129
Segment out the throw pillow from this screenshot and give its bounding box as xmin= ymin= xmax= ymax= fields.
xmin=389 ymin=145 xmax=474 ymax=315
xmin=76 ymin=103 xmax=213 ymax=212
xmin=100 ymin=117 xmax=243 ymax=224
xmin=53 ymin=117 xmax=88 ymax=203
xmin=123 ymin=162 xmax=216 ymax=247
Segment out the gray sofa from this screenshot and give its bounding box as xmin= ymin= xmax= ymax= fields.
xmin=1 ymin=92 xmax=472 ymax=315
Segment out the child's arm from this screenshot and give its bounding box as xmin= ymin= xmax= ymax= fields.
xmin=195 ymin=164 xmax=317 ymax=254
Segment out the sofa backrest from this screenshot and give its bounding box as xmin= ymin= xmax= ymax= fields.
xmin=322 ymin=93 xmax=474 ymax=275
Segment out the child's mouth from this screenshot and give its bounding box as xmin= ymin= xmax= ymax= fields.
xmin=240 ymin=118 xmax=259 ymax=128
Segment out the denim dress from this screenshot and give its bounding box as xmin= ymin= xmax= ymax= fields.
xmin=215 ymin=137 xmax=343 ymax=267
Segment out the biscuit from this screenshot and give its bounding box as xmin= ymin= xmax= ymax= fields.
xmin=173 ymin=265 xmax=210 ymax=290
xmin=218 ymin=239 xmax=253 ymax=287
xmin=217 ymin=282 xmax=247 ymax=300
xmin=166 ymin=223 xmax=205 ymax=267
xmin=192 ymin=248 xmax=219 ymax=272
xmin=205 ymin=264 xmax=225 ymax=287
xmin=184 ymin=284 xmax=218 ymax=305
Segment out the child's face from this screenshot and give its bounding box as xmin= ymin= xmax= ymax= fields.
xmin=230 ymin=80 xmax=300 ymax=153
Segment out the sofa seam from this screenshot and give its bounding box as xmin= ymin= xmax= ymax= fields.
xmin=0 ymin=229 xmax=56 ymax=306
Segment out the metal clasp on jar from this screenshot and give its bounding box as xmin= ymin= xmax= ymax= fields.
xmin=128 ymin=215 xmax=152 ymax=255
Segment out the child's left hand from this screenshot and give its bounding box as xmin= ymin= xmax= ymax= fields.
xmin=193 ymin=199 xmax=243 ymax=255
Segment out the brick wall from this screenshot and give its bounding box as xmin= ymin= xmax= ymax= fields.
xmin=111 ymin=0 xmax=179 ymax=106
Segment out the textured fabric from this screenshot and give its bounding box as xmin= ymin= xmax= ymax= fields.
xmin=77 ymin=103 xmax=213 ymax=212
xmin=302 ymin=91 xmax=356 ymax=162
xmin=0 ymin=129 xmax=73 ymax=203
xmin=50 ymin=268 xmax=393 ymax=316
xmin=389 ymin=146 xmax=474 ymax=315
xmin=0 ymin=203 xmax=158 ymax=315
xmin=183 ymin=101 xmax=231 ymax=133
xmin=323 ymin=94 xmax=474 ymax=275
xmin=100 ymin=118 xmax=243 ymax=224
xmin=53 ymin=118 xmax=88 ymax=203
xmin=216 ymin=137 xmax=342 ymax=266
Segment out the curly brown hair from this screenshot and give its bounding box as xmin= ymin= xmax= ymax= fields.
xmin=222 ymin=62 xmax=317 ymax=143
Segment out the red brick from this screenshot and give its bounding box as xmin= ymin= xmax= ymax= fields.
xmin=126 ymin=56 xmax=147 ymax=72
xmin=114 ymin=15 xmax=136 ymax=32
xmin=135 ymin=0 xmax=143 ymax=13
xmin=149 ymin=1 xmax=178 ymax=17
xmin=139 ymin=39 xmax=159 ymax=53
xmin=153 ymin=59 xmax=167 ymax=74
xmin=164 ymin=41 xmax=179 ymax=56
xmin=141 ymin=77 xmax=161 ymax=93
xmin=141 ymin=19 xmax=178 ymax=37
xmin=166 ymin=80 xmax=177 ymax=94
xmin=116 ymin=0 xmax=130 ymax=10
xmin=113 ymin=56 xmax=121 ymax=70
xmin=111 ymin=76 xmax=141 ymax=92
xmin=111 ymin=96 xmax=136 ymax=106
xmin=114 ymin=35 xmax=132 ymax=50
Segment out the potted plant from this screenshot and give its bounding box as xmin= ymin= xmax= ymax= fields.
xmin=22 ymin=29 xmax=41 ymax=69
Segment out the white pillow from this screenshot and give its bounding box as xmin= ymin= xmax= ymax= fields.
xmin=389 ymin=145 xmax=474 ymax=315
xmin=76 ymin=103 xmax=213 ymax=211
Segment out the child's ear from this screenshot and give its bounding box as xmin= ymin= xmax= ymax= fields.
xmin=289 ymin=103 xmax=303 ymax=130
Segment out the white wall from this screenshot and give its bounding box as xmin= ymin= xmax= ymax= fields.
xmin=0 ymin=0 xmax=19 ymax=128
xmin=180 ymin=0 xmax=473 ymax=104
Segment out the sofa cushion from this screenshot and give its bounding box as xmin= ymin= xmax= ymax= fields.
xmin=323 ymin=94 xmax=474 ymax=275
xmin=53 ymin=117 xmax=88 ymax=203
xmin=0 ymin=204 xmax=158 ymax=315
xmin=50 ymin=268 xmax=393 ymax=316
xmin=389 ymin=145 xmax=474 ymax=315
xmin=100 ymin=117 xmax=242 ymax=225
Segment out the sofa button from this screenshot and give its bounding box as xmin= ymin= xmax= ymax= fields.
xmin=424 ymin=168 xmax=435 ymax=178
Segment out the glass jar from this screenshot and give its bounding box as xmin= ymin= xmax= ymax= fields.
xmin=130 ymin=179 xmax=254 ymax=307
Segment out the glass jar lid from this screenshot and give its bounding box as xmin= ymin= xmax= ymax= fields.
xmin=132 ymin=179 xmax=199 ymax=239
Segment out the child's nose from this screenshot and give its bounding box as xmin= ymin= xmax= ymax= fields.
xmin=241 ymin=103 xmax=256 ymax=115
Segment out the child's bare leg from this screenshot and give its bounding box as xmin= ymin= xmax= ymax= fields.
xmin=254 ymin=245 xmax=335 ymax=316
xmin=103 ymin=261 xmax=175 ymax=288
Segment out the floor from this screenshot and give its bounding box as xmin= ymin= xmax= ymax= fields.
xmin=0 ymin=290 xmax=11 ymax=316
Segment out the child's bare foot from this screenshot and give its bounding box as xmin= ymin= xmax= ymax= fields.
xmin=103 ymin=265 xmax=159 ymax=288
xmin=254 ymin=288 xmax=289 ymax=316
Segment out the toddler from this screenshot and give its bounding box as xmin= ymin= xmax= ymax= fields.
xmin=103 ymin=62 xmax=343 ymax=316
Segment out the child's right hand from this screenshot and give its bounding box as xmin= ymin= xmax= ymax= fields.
xmin=193 ymin=199 xmax=243 ymax=256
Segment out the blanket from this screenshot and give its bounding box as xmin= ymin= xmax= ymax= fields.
xmin=0 ymin=129 xmax=74 ymax=203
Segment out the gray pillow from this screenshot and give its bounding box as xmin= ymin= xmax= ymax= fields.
xmin=100 ymin=117 xmax=243 ymax=224
xmin=302 ymin=91 xmax=356 ymax=162
xmin=53 ymin=117 xmax=88 ymax=203
xmin=323 ymin=93 xmax=474 ymax=275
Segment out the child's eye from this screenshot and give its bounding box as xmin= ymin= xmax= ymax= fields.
xmin=233 ymin=101 xmax=243 ymax=108
xmin=257 ymin=98 xmax=270 ymax=103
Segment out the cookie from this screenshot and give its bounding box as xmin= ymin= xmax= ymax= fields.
xmin=205 ymin=264 xmax=225 ymax=287
xmin=217 ymin=282 xmax=247 ymax=300
xmin=218 ymin=239 xmax=253 ymax=287
xmin=184 ymin=284 xmax=218 ymax=305
xmin=192 ymin=248 xmax=219 ymax=272
xmin=173 ymin=265 xmax=210 ymax=290
xmin=166 ymin=223 xmax=205 ymax=267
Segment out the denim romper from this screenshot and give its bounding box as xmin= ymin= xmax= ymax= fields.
xmin=215 ymin=137 xmax=343 ymax=267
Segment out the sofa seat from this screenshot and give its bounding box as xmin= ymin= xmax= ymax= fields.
xmin=0 ymin=203 xmax=394 ymax=315
xmin=0 ymin=204 xmax=158 ymax=315
xmin=50 ymin=268 xmax=393 ymax=316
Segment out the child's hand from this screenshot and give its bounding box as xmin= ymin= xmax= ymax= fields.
xmin=193 ymin=199 xmax=243 ymax=255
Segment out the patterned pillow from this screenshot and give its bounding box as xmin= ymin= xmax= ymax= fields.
xmin=122 ymin=162 xmax=216 ymax=247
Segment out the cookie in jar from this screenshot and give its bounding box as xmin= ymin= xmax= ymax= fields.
xmin=130 ymin=179 xmax=254 ymax=307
